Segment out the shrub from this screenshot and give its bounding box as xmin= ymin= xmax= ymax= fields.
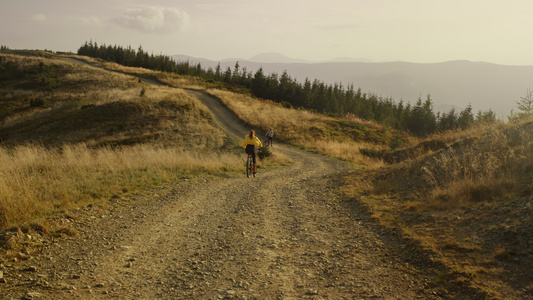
xmin=389 ymin=134 xmax=403 ymax=150
xmin=281 ymin=101 xmax=293 ymax=109
xmin=259 ymin=146 xmax=272 ymax=159
xmin=359 ymin=147 xmax=385 ymax=159
xmin=29 ymin=96 xmax=47 ymax=107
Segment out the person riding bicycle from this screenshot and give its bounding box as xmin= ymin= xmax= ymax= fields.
xmin=240 ymin=130 xmax=263 ymax=175
xmin=265 ymin=128 xmax=275 ymax=147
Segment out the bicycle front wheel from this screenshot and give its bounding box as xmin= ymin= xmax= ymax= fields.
xmin=246 ymin=156 xmax=252 ymax=178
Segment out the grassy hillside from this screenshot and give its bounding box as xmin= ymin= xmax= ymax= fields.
xmin=1 ymin=50 xmax=532 ymax=297
xmin=0 ymin=53 xmax=224 ymax=148
xmin=342 ymin=120 xmax=533 ymax=298
xmin=0 ymin=52 xmax=242 ymax=231
xmin=207 ymin=89 xmax=404 ymax=166
xmin=0 ymin=51 xmax=405 ymax=231
xmin=66 ymin=53 xmax=410 ymax=165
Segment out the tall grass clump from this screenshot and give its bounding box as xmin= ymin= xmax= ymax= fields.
xmin=420 ymin=121 xmax=533 ymax=204
xmin=0 ymin=144 xmax=241 ymax=231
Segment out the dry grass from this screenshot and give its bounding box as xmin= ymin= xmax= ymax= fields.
xmin=207 ymin=89 xmax=376 ymax=165
xmin=208 ymin=89 xmax=323 ymax=129
xmin=53 ymin=55 xmax=393 ymax=168
xmin=0 ymin=53 xmax=228 ymax=149
xmin=61 ymin=54 xmax=207 ymax=90
xmin=424 ymin=121 xmax=507 ymax=142
xmin=0 ymin=53 xmax=141 ymax=125
xmin=0 ymin=53 xmax=245 ymax=231
xmin=341 ymin=118 xmax=533 ymax=297
xmin=54 ymin=55 xmax=386 ymax=168
xmin=420 ymin=120 xmax=533 ymax=205
xmin=0 ymin=144 xmax=241 ymax=230
xmin=0 ymin=52 xmax=296 ymax=233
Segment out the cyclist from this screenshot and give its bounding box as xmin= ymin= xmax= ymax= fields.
xmin=240 ymin=130 xmax=263 ymax=175
xmin=265 ymin=128 xmax=275 ymax=147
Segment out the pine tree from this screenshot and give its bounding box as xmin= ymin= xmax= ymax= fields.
xmin=223 ymin=67 xmax=232 ymax=83
xmin=438 ymin=108 xmax=458 ymax=132
xmin=476 ymin=109 xmax=497 ymax=124
xmin=457 ymin=104 xmax=474 ymax=129
xmin=408 ymin=95 xmax=436 ymax=136
xmin=517 ymin=88 xmax=533 ymax=118
xmin=214 ymin=63 xmax=222 ymax=81
xmin=232 ymin=62 xmax=240 ymax=83
xmin=251 ymin=68 xmax=267 ymax=98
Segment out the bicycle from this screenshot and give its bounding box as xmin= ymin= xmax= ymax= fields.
xmin=264 ymin=138 xmax=272 ymax=148
xmin=245 ymin=147 xmax=263 ymax=178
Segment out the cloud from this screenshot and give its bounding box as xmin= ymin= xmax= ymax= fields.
xmin=113 ymin=6 xmax=189 ymax=33
xmin=32 ymin=14 xmax=47 ymax=22
xmin=79 ymin=16 xmax=105 ymax=27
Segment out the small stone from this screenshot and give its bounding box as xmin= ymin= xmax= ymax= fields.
xmin=26 ymin=292 xmax=42 ymax=298
xmin=307 ymin=289 xmax=319 ymax=295
xmin=26 ymin=266 xmax=38 ymax=272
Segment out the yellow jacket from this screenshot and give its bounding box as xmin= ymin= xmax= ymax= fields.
xmin=240 ymin=135 xmax=263 ymax=148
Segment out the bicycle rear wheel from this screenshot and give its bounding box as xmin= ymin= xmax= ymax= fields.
xmin=252 ymin=158 xmax=256 ymax=177
xmin=246 ymin=156 xmax=252 ymax=178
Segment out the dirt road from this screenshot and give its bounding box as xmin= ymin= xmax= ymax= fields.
xmin=1 ymin=65 xmax=443 ymax=299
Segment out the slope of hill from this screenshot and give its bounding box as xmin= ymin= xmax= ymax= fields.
xmin=0 ymin=53 xmax=227 ymax=149
xmin=347 ymin=120 xmax=533 ymax=299
xmin=0 ymin=51 xmax=444 ymax=300
xmin=1 ymin=50 xmax=532 ymax=298
xmin=0 ymin=52 xmax=243 ymax=232
xmin=0 ymin=50 xmax=393 ymax=230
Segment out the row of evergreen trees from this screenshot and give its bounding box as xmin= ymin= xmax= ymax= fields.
xmin=77 ymin=41 xmax=498 ymax=137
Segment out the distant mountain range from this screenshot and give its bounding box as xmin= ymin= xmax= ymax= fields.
xmin=172 ymin=53 xmax=533 ymax=118
xmin=172 ymin=52 xmax=374 ymax=64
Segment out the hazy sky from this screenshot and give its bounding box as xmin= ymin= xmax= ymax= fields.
xmin=2 ymin=0 xmax=533 ymax=65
